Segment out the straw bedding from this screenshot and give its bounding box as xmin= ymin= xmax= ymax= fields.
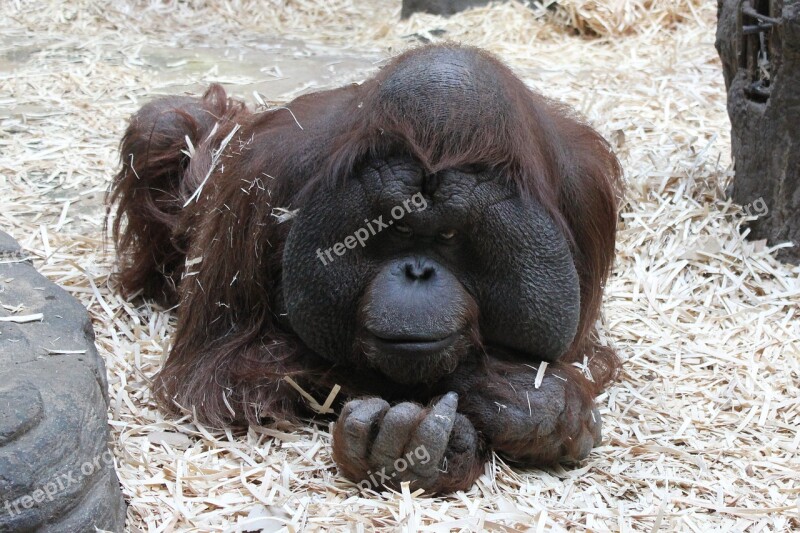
xmin=1 ymin=0 xmax=798 ymax=530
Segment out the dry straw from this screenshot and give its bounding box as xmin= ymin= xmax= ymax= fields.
xmin=1 ymin=0 xmax=798 ymax=530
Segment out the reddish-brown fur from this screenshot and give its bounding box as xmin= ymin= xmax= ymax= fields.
xmin=109 ymin=45 xmax=622 ymax=492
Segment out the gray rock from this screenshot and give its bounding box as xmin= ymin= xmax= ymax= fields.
xmin=0 ymin=231 xmax=126 ymax=532
xmin=400 ymin=1 xmax=555 ymax=22
xmin=401 ymin=0 xmax=494 ymax=18
xmin=716 ymin=0 xmax=800 ymax=263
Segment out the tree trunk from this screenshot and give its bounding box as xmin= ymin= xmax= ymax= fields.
xmin=716 ymin=0 xmax=800 ymax=263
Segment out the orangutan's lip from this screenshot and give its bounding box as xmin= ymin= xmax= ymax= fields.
xmin=370 ymin=333 xmax=458 ymax=356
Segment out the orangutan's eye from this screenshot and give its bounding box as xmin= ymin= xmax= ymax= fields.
xmin=394 ymin=223 xmax=412 ymax=235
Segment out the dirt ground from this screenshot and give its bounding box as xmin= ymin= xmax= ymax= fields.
xmin=1 ymin=0 xmax=799 ymax=531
